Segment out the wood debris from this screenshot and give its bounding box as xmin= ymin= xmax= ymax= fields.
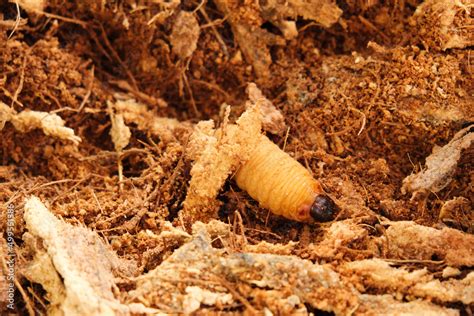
xmin=170 ymin=11 xmax=200 ymax=59
xmin=183 ymin=286 xmax=233 ymax=314
xmin=22 ymin=196 xmax=156 ymax=315
xmin=16 ymin=0 xmax=46 ymax=12
xmin=107 ymin=101 xmax=131 ymax=153
xmin=307 ymin=220 xmax=369 ymax=259
xmin=259 ymin=0 xmax=342 ymax=30
xmin=107 ymin=101 xmax=131 ymax=185
xmin=439 ymin=196 xmax=472 ymax=229
xmin=402 ymin=125 xmax=474 ymax=194
xmin=113 ymin=97 xmax=192 ymax=143
xmin=343 ymin=258 xmax=474 ymax=305
xmin=411 ymin=0 xmax=473 ymax=50
xmin=1 ymin=0 xmax=473 ymax=314
xmin=358 ymin=294 xmax=458 ymax=316
xmin=129 ymin=221 xmax=356 ymax=314
xmin=246 ymin=83 xmax=286 ymax=135
xmin=0 ymin=102 xmax=81 ymax=145
xmin=182 ymin=103 xmax=262 ymax=222
xmin=129 ymin=220 xmax=466 ymax=315
xmin=384 ymin=221 xmax=474 ymax=267
xmin=214 ymin=0 xmax=341 ymax=78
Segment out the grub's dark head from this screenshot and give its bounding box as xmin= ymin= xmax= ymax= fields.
xmin=310 ymin=194 xmax=338 ymax=222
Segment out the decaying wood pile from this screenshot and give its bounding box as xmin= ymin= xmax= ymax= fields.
xmin=0 ymin=0 xmax=473 ymax=314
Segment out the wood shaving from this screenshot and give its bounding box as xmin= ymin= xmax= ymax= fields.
xmin=412 ymin=272 xmax=474 ymax=305
xmin=384 ymin=221 xmax=474 ymax=267
xmin=358 ymin=294 xmax=458 ymax=316
xmin=130 ymin=220 xmax=462 ymax=315
xmin=23 ymin=196 xmax=157 ymax=315
xmin=343 ymin=259 xmax=431 ymax=288
xmin=182 ymin=103 xmax=261 ymax=221
xmin=246 ymin=83 xmax=286 ymax=135
xmin=0 ymin=101 xmax=81 ymax=145
xmin=259 ymin=0 xmax=342 ymax=30
xmin=183 ymin=286 xmax=233 ymax=314
xmin=343 ymin=259 xmax=474 ymax=305
xmin=402 ymin=125 xmax=474 ymax=194
xmin=438 ymin=196 xmax=472 ymax=224
xmin=0 ymin=101 xmax=13 ymax=130
xmin=107 ymin=101 xmax=131 ymax=152
xmin=130 ymin=220 xmax=356 ymax=314
xmin=17 ymin=0 xmax=46 ymax=12
xmin=307 ymin=220 xmax=369 ymax=259
xmin=170 ymin=11 xmax=200 ymax=59
xmin=113 ymin=97 xmax=192 ymax=143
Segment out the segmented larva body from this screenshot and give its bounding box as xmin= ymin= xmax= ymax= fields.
xmin=235 ymin=135 xmax=337 ymax=223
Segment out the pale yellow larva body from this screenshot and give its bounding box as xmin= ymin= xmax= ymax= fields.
xmin=234 ymin=135 xmax=325 ymax=222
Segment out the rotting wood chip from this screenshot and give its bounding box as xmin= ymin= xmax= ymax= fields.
xmin=246 ymin=82 xmax=286 ymax=135
xmin=22 ymin=196 xmax=157 ymax=316
xmin=402 ymin=125 xmax=474 ymax=194
xmin=107 ymin=101 xmax=131 ymax=153
xmin=129 ymin=221 xmax=463 ymax=315
xmin=384 ymin=220 xmax=474 ymax=267
xmin=342 ymin=259 xmax=474 ymax=305
xmin=113 ymin=97 xmax=192 ymax=143
xmin=0 ymin=101 xmax=81 ymax=145
xmin=170 ymin=11 xmax=200 ymax=60
xmin=182 ymin=102 xmax=262 ymax=221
